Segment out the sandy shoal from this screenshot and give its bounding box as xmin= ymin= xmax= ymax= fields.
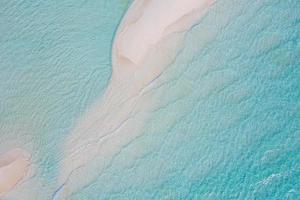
xmin=0 ymin=148 xmax=31 ymax=195
xmin=57 ymin=0 xmax=214 ymax=198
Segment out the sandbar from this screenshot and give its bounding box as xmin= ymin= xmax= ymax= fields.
xmin=0 ymin=148 xmax=31 ymax=195
xmin=58 ymin=0 xmax=214 ymax=198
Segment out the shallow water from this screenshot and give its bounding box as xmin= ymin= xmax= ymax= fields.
xmin=0 ymin=0 xmax=300 ymax=199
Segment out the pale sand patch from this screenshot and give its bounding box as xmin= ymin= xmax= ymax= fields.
xmin=0 ymin=148 xmax=31 ymax=196
xmin=57 ymin=0 xmax=214 ymax=198
xmin=114 ymin=0 xmax=214 ymax=66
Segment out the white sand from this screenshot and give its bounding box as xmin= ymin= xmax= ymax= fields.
xmin=114 ymin=0 xmax=213 ymax=66
xmin=58 ymin=0 xmax=214 ymax=198
xmin=0 ymin=148 xmax=31 ymax=196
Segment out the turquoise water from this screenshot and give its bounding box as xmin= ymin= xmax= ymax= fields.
xmin=0 ymin=0 xmax=300 ymax=199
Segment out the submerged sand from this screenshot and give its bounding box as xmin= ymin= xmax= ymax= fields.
xmin=0 ymin=148 xmax=31 ymax=195
xmin=57 ymin=0 xmax=214 ymax=198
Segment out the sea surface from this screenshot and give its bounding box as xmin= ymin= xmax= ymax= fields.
xmin=0 ymin=0 xmax=299 ymax=199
